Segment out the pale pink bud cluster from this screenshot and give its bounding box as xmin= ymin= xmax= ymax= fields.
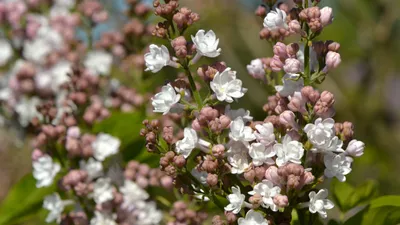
xmin=78 ymin=0 xmax=109 ymax=23
xmin=109 ymin=86 xmax=144 ymax=112
xmin=277 ymin=164 xmax=315 ymax=192
xmin=168 ymin=201 xmax=208 ymax=225
xmin=197 ymin=62 xmax=227 ymax=82
xmin=270 ymin=42 xmax=302 ymax=73
xmin=173 ymin=7 xmax=200 ymax=30
xmin=124 ymin=160 xmax=173 ymax=189
xmin=192 ymin=106 xmax=231 ymax=134
xmin=0 ymin=1 xmax=27 ymax=28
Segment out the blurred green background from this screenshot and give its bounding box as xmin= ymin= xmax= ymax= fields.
xmin=0 ymin=0 xmax=399 ymax=223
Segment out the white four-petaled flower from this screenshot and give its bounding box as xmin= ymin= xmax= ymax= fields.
xmin=84 ymin=50 xmax=113 ymax=76
xmin=248 ymin=180 xmax=281 ymax=211
xmin=275 ymin=73 xmax=304 ymax=97
xmin=92 ymin=133 xmax=120 ymax=161
xmin=191 ymin=29 xmax=221 ymax=58
xmin=43 ymin=193 xmax=72 ymax=223
xmin=144 ymin=44 xmax=172 ymax=73
xmin=176 ymin=127 xmax=198 ymax=158
xmin=229 ymin=117 xmax=256 ymax=145
xmin=238 ymin=209 xmax=269 ymax=225
xmin=249 ymin=143 xmax=276 ymax=166
xmin=306 ymin=189 xmax=334 ymax=218
xmin=90 ymin=211 xmax=117 ymax=225
xmin=210 ymin=67 xmax=247 ymax=103
xmin=227 ymin=141 xmax=251 ymax=174
xmin=79 ymin=157 xmax=103 ymax=181
xmin=0 ymin=39 xmax=13 ymax=66
xmin=324 ymin=152 xmax=352 ymax=182
xmin=263 ymin=8 xmax=288 ymax=31
xmin=224 ymin=186 xmax=245 ymax=214
xmin=93 ymin=178 xmax=114 ymax=204
xmin=151 ymin=83 xmax=181 ymax=115
xmin=120 ymin=180 xmax=149 ymax=210
xmin=33 ymin=155 xmax=61 ymax=188
xmin=304 ymin=118 xmax=343 ymax=153
xmin=225 ymin=105 xmax=253 ymax=122
xmin=273 ymin=134 xmax=304 ymax=167
xmin=255 ymin=122 xmax=276 ymax=147
xmin=247 ymin=59 xmax=265 ymax=80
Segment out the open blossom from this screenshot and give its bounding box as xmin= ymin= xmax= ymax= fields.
xmin=324 ymin=152 xmax=352 ymax=182
xmin=255 ymin=122 xmax=275 ymax=147
xmin=144 ymin=44 xmax=172 ymax=73
xmin=306 ymin=189 xmax=334 ymax=218
xmin=80 ymin=158 xmax=103 ymax=180
xmin=15 ymin=97 xmax=43 ymax=127
xmin=225 ymin=105 xmax=253 ymax=122
xmin=345 ymin=139 xmax=365 ymax=158
xmin=249 ymin=143 xmax=276 ymax=166
xmin=227 ymin=141 xmax=251 ymax=174
xmin=151 ymin=84 xmax=181 ymax=115
xmin=120 ymin=180 xmax=149 ymax=210
xmin=33 ymin=155 xmax=61 ymax=188
xmin=176 ymin=128 xmax=198 ymax=158
xmin=224 ymin=186 xmax=245 ymax=214
xmin=43 ymin=193 xmax=72 ymax=223
xmin=210 ymin=67 xmax=247 ymax=103
xmin=247 ymin=59 xmax=265 ymax=80
xmin=191 ymin=29 xmax=221 ymax=57
xmin=134 ymin=201 xmax=163 ymax=225
xmin=304 ymin=118 xmax=344 ymax=152
xmin=229 ymin=117 xmax=256 ymax=144
xmin=0 ymin=39 xmax=13 ymax=66
xmin=275 ymin=73 xmax=304 ymax=97
xmin=84 ymin=50 xmax=113 ymax=76
xmin=92 ymin=133 xmax=120 ymax=161
xmin=263 ymin=8 xmax=288 ymax=31
xmin=238 ymin=210 xmax=269 ymax=225
xmin=90 ymin=211 xmax=117 ymax=225
xmin=93 ymin=178 xmax=114 ymax=204
xmin=274 ymin=134 xmax=304 ymax=167
xmin=249 ymin=180 xmax=281 ymax=211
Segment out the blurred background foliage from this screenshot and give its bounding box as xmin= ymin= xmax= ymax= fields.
xmin=0 ymin=0 xmax=399 ymax=224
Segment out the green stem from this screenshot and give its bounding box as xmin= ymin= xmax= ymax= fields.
xmin=184 ymin=67 xmax=203 ymax=108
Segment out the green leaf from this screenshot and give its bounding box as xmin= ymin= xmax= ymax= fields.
xmin=331 ymin=179 xmax=378 ymax=213
xmin=0 ymin=174 xmax=56 ymax=225
xmin=369 ymin=195 xmax=400 ymax=208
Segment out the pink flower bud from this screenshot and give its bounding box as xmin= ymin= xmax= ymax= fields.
xmin=219 ymin=115 xmax=231 ymax=129
xmin=279 ymin=110 xmax=299 ymax=130
xmin=283 ymin=58 xmax=301 ymax=74
xmin=67 ymin=126 xmax=81 ymax=138
xmin=191 ymin=119 xmax=202 ymax=131
xmin=320 ymin=7 xmax=333 ymax=27
xmin=173 ymin=155 xmax=186 ymax=168
xmin=31 ymin=149 xmax=43 ymax=161
xmin=212 ymin=144 xmax=225 ymax=158
xmin=273 ymin=42 xmax=287 ymax=59
xmin=320 ymin=91 xmax=335 ymax=107
xmin=288 ymin=20 xmax=301 ymax=34
xmin=302 ymin=171 xmax=315 ymax=185
xmin=325 ymin=51 xmax=341 ymax=69
xmin=270 ymin=55 xmax=284 ymax=72
xmin=273 ymin=195 xmax=289 ymax=208
xmin=160 ymin=176 xmax=173 ymax=190
xmin=92 ymin=10 xmax=108 ymax=23
xmin=286 ymin=129 xmax=301 ymax=141
xmin=265 ymin=166 xmax=282 ymax=186
xmin=206 ymin=173 xmax=218 ymax=186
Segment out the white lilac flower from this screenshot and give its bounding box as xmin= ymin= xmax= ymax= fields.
xmin=0 ymin=39 xmax=13 ymax=66
xmin=144 ymin=44 xmax=173 ymax=73
xmin=176 ymin=128 xmax=198 ymax=158
xmin=224 ymin=186 xmax=245 ymax=214
xmin=93 ymin=178 xmax=114 ymax=204
xmin=263 ymin=8 xmax=288 ymax=31
xmin=227 ymin=141 xmax=250 ymax=174
xmin=345 ymin=139 xmax=365 ymax=158
xmin=151 ymin=83 xmax=181 ymax=115
xmin=15 ymin=96 xmax=43 ymax=127
xmin=304 ymin=118 xmax=344 ymax=153
xmin=306 ymin=189 xmax=334 ymax=218
xmin=275 ymin=73 xmax=304 ymax=97
xmin=134 ymin=201 xmax=163 ymax=225
xmin=43 ymin=193 xmax=72 ymax=223
xmin=36 ymin=61 xmax=72 ymax=92
xmin=255 ymin=122 xmax=276 ymax=147
xmin=210 ymin=67 xmax=247 ymax=103
xmin=324 ymin=152 xmax=352 ymax=182
xmin=249 ymin=143 xmax=276 ymax=166
xmin=120 ymin=180 xmax=149 ymax=210
xmin=84 ymin=50 xmax=113 ymax=76
xmin=90 ymin=211 xmax=117 ymax=225
xmin=229 ymin=117 xmax=256 ymax=144
xmin=247 ymin=59 xmax=265 ymax=80
xmin=191 ymin=168 xmax=208 ymax=185
xmin=224 ymin=105 xmax=253 ymax=122
xmin=191 ymin=29 xmax=221 ymax=58
xmin=238 ymin=209 xmax=269 ymax=225
xmin=274 ymin=134 xmax=304 ymax=167
xmin=92 ymin=133 xmax=120 ymax=161
xmin=79 ymin=158 xmax=103 ymax=180
xmin=33 ymin=155 xmax=61 ymax=188
xmin=248 ymin=180 xmax=281 ymax=211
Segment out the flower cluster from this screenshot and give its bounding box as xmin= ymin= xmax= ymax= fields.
xmin=141 ymin=0 xmax=365 ymax=224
